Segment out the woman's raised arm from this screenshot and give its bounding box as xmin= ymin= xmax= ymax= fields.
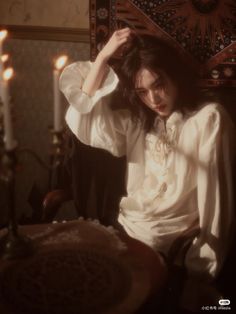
xmin=82 ymin=27 xmax=132 ymax=96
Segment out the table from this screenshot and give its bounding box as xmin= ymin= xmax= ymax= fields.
xmin=0 ymin=219 xmax=168 ymax=314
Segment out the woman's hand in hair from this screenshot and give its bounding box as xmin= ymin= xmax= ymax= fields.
xmin=98 ymin=27 xmax=132 ymax=62
xmin=82 ymin=28 xmax=132 ymax=97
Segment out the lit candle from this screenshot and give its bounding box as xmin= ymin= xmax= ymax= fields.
xmin=2 ymin=68 xmax=16 ymax=151
xmin=0 ymin=30 xmax=8 ymax=100
xmin=53 ymin=55 xmax=68 ymax=131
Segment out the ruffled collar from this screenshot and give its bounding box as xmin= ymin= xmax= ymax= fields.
xmin=153 ymin=111 xmax=184 ymax=130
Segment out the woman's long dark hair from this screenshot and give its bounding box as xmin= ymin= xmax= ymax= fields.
xmin=111 ymin=34 xmax=200 ymax=131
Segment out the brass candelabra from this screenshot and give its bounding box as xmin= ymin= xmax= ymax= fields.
xmin=0 ymin=126 xmax=65 ymax=260
xmin=0 ymin=147 xmax=34 ymax=259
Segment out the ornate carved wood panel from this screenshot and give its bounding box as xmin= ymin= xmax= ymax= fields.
xmin=90 ymin=0 xmax=236 ymax=87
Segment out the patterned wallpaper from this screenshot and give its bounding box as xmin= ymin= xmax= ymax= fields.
xmin=0 ymin=38 xmax=90 ymax=225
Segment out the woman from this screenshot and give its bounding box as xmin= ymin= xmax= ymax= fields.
xmin=60 ymin=28 xmax=234 ymax=287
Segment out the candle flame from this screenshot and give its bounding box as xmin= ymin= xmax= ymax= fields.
xmin=1 ymin=54 xmax=9 ymax=62
xmin=55 ymin=55 xmax=68 ymax=70
xmin=3 ymin=68 xmax=13 ymax=81
xmin=0 ymin=30 xmax=8 ymax=41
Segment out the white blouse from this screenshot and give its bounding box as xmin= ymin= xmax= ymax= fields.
xmin=60 ymin=61 xmax=235 ymax=281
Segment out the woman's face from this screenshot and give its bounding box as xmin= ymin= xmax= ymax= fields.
xmin=134 ymin=67 xmax=178 ymax=118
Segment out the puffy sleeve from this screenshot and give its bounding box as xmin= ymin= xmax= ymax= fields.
xmin=59 ymin=61 xmax=130 ymax=157
xmin=184 ymin=103 xmax=235 ymax=281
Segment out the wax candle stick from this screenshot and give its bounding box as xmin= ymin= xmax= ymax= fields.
xmin=0 ymin=30 xmax=8 ymax=100
xmin=53 ymin=68 xmax=61 ymax=131
xmin=2 ymin=68 xmax=16 ymax=151
xmin=53 ymin=55 xmax=68 ymax=132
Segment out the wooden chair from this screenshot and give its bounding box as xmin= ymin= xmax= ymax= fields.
xmin=42 ymin=129 xmax=126 ymax=225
